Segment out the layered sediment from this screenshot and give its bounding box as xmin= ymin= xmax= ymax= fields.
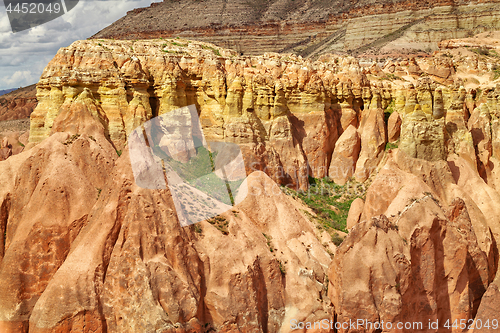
xmin=92 ymin=0 xmax=500 ymax=56
xmin=0 ymin=84 xmax=37 ymax=122
xmin=2 ymin=36 xmax=500 ymax=333
xmin=30 ymin=39 xmax=500 ymax=188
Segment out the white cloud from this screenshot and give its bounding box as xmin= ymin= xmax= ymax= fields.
xmin=1 ymin=70 xmax=36 ymax=87
xmin=0 ymin=0 xmax=154 ymax=90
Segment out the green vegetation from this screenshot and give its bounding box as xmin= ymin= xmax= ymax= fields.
xmin=384 ymin=99 xmax=396 ymax=125
xmin=283 ymin=177 xmax=368 ymax=238
xmin=385 ymin=141 xmax=399 ymax=150
xmin=385 ymin=73 xmax=402 ymax=81
xmin=331 ymin=232 xmax=344 ymax=246
xmin=494 ymin=69 xmax=500 ymax=81
xmin=97 ymin=43 xmax=111 ymax=51
xmin=161 ymin=145 xmax=243 ymax=205
xmin=171 ymin=41 xmax=188 ymax=47
xmin=63 ymin=134 xmax=80 ymax=145
xmin=471 ymin=47 xmax=492 ymax=57
xmin=96 ymin=188 xmax=102 ymax=199
xmin=201 ymin=45 xmax=221 ymax=56
xmin=116 ymin=150 xmax=122 ymax=157
xmin=17 ymin=142 xmax=25 ymax=147
xmin=278 ymin=260 xmax=286 ymax=275
xmin=492 ymin=65 xmax=500 ymax=80
xmin=207 ymin=215 xmax=229 ymax=235
xmin=263 ymin=233 xmax=275 ymax=252
xmin=193 ymin=223 xmax=202 ymax=234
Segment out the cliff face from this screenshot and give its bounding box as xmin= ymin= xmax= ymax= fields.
xmin=2 ymin=37 xmax=500 ymax=332
xmin=1 ymin=113 xmax=336 ymax=332
xmin=30 ymin=38 xmax=500 ymax=188
xmin=91 ymin=0 xmax=500 ymax=56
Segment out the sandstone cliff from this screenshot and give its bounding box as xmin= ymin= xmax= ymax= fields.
xmin=92 ymin=0 xmax=500 ymax=57
xmin=0 ymin=95 xmax=337 ymax=332
xmin=2 ymin=37 xmax=500 ymax=332
xmin=29 ymin=38 xmax=500 ymax=188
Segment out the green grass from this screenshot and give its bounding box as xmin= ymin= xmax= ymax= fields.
xmin=471 ymin=47 xmax=492 ymax=57
xmin=162 ymin=145 xmax=215 ymax=181
xmin=161 ymin=145 xmax=243 ymax=205
xmin=263 ymin=233 xmax=275 ymax=252
xmin=385 ymin=73 xmax=401 ymax=81
xmin=385 ymin=141 xmax=399 ymax=150
xmin=201 ymin=45 xmax=221 ymax=56
xmin=193 ymin=224 xmax=202 ymax=234
xmin=171 ymin=41 xmax=188 ymax=47
xmin=493 ymin=67 xmax=500 ymax=81
xmin=207 ymin=215 xmax=229 ymax=235
xmin=384 ymin=99 xmax=396 ymax=125
xmin=278 ymin=260 xmax=286 ymax=275
xmin=283 ymin=177 xmax=366 ymax=234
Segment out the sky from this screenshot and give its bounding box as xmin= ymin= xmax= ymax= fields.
xmin=0 ymin=0 xmax=155 ymax=90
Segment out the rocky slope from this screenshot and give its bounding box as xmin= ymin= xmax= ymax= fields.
xmin=92 ymin=0 xmax=500 ymax=57
xmin=0 ymin=84 xmax=35 ymax=161
xmin=0 ymin=94 xmax=336 ymax=332
xmin=0 ymin=84 xmax=37 ymax=122
xmin=2 ymin=37 xmax=500 ymax=332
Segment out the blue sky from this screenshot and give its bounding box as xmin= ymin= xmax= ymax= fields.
xmin=0 ymin=0 xmax=154 ymax=90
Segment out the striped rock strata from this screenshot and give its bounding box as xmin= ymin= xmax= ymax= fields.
xmin=92 ymin=0 xmax=500 ymax=57
xmin=29 ymin=39 xmax=500 ymax=188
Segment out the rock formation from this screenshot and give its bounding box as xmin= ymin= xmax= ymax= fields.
xmin=331 ymin=150 xmax=500 ymax=332
xmin=0 ymin=95 xmax=336 ymax=331
xmin=0 ymin=85 xmax=37 ymax=122
xmin=91 ymin=0 xmax=500 ymax=57
xmin=27 ymin=38 xmax=500 ymax=191
xmin=2 ymin=34 xmax=500 ymax=332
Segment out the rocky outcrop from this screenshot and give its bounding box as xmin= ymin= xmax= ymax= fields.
xmin=29 ymin=40 xmax=371 ymax=189
xmin=91 ymin=0 xmax=500 ymax=57
xmin=328 ymin=125 xmax=360 ymax=185
xmin=6 ymin=33 xmax=500 ymax=333
xmin=0 ymin=131 xmax=28 ymax=161
xmin=0 ymin=96 xmax=336 ymax=332
xmin=27 ymin=38 xmax=500 ymax=191
xmin=0 ymin=85 xmax=37 ymax=122
xmin=329 ymin=149 xmax=499 ymax=331
xmin=387 ymin=111 xmax=401 ymax=143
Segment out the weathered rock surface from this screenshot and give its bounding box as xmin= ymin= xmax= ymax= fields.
xmin=387 ymin=111 xmax=401 ymax=143
xmin=4 ymin=35 xmax=500 ymax=333
xmin=29 ymin=40 xmax=370 ymax=188
xmin=0 ymin=131 xmax=28 ymax=161
xmin=328 ymin=125 xmax=360 ymax=185
xmin=329 ymin=149 xmax=499 ymax=331
xmin=0 ymin=85 xmax=37 ymax=122
xmin=92 ymin=0 xmax=500 ymax=57
xmin=27 ymin=37 xmax=500 ymax=189
xmin=346 ymin=197 xmax=364 ymax=230
xmin=1 ymin=91 xmax=337 ymax=332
